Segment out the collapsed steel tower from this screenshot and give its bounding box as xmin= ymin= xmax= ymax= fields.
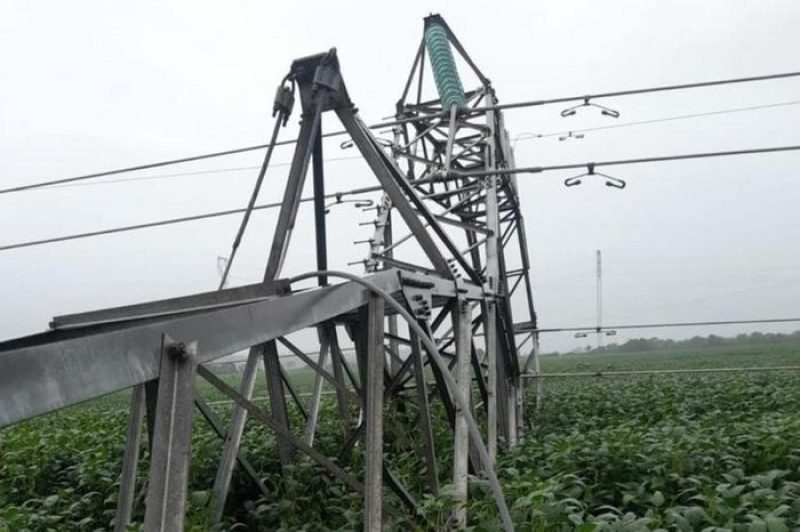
xmin=0 ymin=15 xmax=537 ymax=531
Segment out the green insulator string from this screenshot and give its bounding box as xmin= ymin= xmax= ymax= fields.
xmin=424 ymin=20 xmax=467 ymax=110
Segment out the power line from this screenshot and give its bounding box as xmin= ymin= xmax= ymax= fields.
xmin=0 ymin=183 xmax=380 ymax=252
xmin=216 ymin=111 xmax=286 ymax=290
xmin=0 ymin=203 xmax=286 ymax=251
xmin=44 ymin=156 xmax=362 ymax=190
xmin=8 ymin=100 xmax=795 ymax=195
xmin=450 ymin=144 xmax=800 ymax=179
xmin=0 ymin=143 xmax=279 ymax=195
xmin=520 ymin=317 xmax=800 ymax=333
xmin=34 ymin=101 xmax=800 ymax=192
xmin=519 ymin=100 xmax=800 ymax=142
xmin=3 ymin=70 xmax=800 ymax=195
xmin=521 ymin=366 xmax=800 ymax=379
xmin=474 ymin=70 xmax=800 ymax=114
xmin=3 ymin=143 xmax=800 ymax=252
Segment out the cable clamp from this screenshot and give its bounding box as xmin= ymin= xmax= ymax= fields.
xmin=273 ymin=75 xmax=295 ymax=126
xmin=561 ymin=96 xmax=620 ymax=119
xmin=564 ymin=163 xmax=626 ymax=189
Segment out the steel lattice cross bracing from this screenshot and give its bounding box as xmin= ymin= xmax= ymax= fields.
xmin=0 ymin=14 xmax=538 ymax=531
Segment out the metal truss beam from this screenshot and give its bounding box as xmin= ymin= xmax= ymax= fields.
xmin=0 ymin=269 xmax=479 ymax=427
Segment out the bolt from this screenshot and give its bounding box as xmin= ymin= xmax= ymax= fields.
xmin=167 ymin=342 xmax=187 ymax=359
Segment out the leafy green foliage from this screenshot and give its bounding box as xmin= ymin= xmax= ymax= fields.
xmin=571 ymin=330 xmax=800 ymax=356
xmin=496 ymin=370 xmax=800 ymax=530
xmin=2 ymin=346 xmax=800 ymax=530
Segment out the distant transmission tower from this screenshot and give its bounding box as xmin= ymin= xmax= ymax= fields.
xmin=596 ymin=249 xmax=603 ymax=349
xmin=576 ymin=249 xmax=615 ymax=348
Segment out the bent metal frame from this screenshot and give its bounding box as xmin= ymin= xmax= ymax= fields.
xmin=0 ymin=15 xmax=538 ymax=531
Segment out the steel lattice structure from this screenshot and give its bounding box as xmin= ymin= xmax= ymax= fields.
xmin=0 ymin=15 xmax=538 ymax=531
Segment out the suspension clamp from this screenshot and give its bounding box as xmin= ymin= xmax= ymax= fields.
xmin=273 ymin=82 xmax=295 ymax=126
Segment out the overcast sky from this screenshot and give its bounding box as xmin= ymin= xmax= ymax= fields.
xmin=2 ymin=1 xmax=800 ymax=353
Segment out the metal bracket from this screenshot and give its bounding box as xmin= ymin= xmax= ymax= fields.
xmin=400 ymin=274 xmax=433 ymax=321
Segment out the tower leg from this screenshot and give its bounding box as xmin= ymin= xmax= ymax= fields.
xmin=364 ymin=295 xmax=385 ymax=531
xmin=453 ymin=301 xmax=472 ymax=527
xmin=143 ymin=337 xmax=197 ymax=532
xmin=113 ymin=384 xmax=145 ymax=532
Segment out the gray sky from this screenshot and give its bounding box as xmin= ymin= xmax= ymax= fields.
xmin=2 ymin=0 xmax=800 ymax=353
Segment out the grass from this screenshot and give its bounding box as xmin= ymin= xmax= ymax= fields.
xmin=1 ymin=343 xmax=799 ymax=530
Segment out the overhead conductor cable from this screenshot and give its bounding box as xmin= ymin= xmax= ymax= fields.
xmin=3 ymin=143 xmax=800 ymax=252
xmin=217 ymin=75 xmax=295 ymax=289
xmin=4 ymin=69 xmax=800 ymax=195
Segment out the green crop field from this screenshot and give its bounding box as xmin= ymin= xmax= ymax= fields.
xmin=2 ymin=343 xmax=800 ymax=530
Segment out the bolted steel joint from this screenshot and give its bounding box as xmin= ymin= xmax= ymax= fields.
xmin=166 ymin=342 xmax=187 ymax=359
xmin=166 ymin=341 xmax=197 ymax=362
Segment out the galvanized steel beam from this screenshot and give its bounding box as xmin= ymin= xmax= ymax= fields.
xmin=142 ymin=338 xmax=197 ymax=532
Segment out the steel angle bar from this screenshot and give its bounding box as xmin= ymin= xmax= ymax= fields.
xmin=113 ymin=384 xmax=145 ymax=532
xmin=364 ymin=294 xmax=385 ymax=531
xmin=444 ymin=105 xmax=458 ymax=174
xmin=409 ymin=325 xmax=439 ymax=493
xmin=263 ymin=100 xmax=324 ymax=281
xmin=285 ymin=270 xmax=513 ymax=531
xmin=143 ymin=337 xmax=197 ymax=532
xmin=209 ymin=347 xmax=261 ymax=523
xmin=385 ymin=350 xmax=417 ymax=398
xmin=428 ymin=214 xmax=490 ymax=234
xmin=398 ymin=119 xmax=445 ymax=151
xmin=303 ymin=336 xmax=330 ymax=445
xmin=340 ymin=108 xmax=485 ymax=286
xmin=399 ymin=39 xmax=425 ymax=105
xmin=280 ymin=364 xmax=309 ymax=421
xmin=322 ymin=324 xmax=355 ymax=434
xmin=383 ymin=344 xmax=405 ymax=378
xmin=380 ymin=185 xmax=485 ymax=256
xmin=393 ymin=148 xmax=444 ymax=167
xmin=197 ymin=365 xmax=364 ymax=493
xmin=277 ymin=336 xmax=359 ymax=402
xmin=422 ymin=182 xmax=482 ymax=200
xmin=51 ymin=280 xmax=290 ymax=329
xmin=0 ymin=270 xmax=409 ymax=427
xmin=336 ymin=107 xmax=452 ymax=276
xmin=263 ymin=341 xmax=294 ymax=470
xmin=195 ymin=393 xmax=271 ymax=510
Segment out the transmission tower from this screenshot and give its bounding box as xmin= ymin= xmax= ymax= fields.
xmin=0 ymin=14 xmax=536 ymax=531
